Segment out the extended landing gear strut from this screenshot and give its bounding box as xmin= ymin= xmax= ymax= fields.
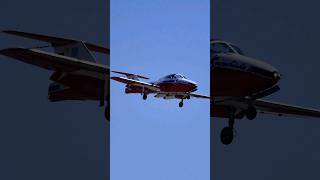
xmin=220 ymin=106 xmax=258 ymax=145
xmin=100 ymin=77 xmax=109 ymax=121
xmin=220 ymin=114 xmax=235 ymax=145
xmin=179 ymin=99 xmax=184 ymax=108
xmin=100 ymin=99 xmax=109 ymax=121
xmin=104 ymin=105 xmax=109 ymax=121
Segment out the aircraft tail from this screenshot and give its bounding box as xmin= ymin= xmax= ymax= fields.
xmin=111 ymin=70 xmax=149 ymax=80
xmin=54 ymin=41 xmax=96 ymax=62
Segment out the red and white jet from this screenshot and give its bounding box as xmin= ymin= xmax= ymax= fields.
xmin=111 ymin=71 xmax=209 ymax=107
xmin=212 ymin=39 xmax=320 ymax=145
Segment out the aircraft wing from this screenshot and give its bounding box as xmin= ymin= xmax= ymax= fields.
xmin=214 ymin=98 xmax=320 ymax=118
xmin=253 ymin=99 xmax=320 ymax=118
xmin=111 ymin=76 xmax=160 ymax=92
xmin=189 ymin=93 xmax=210 ymax=99
xmin=2 ymin=30 xmax=110 ymax=54
xmin=0 ymin=48 xmax=109 ymax=79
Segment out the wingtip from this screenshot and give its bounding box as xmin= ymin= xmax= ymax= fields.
xmin=2 ymin=30 xmax=15 ymax=34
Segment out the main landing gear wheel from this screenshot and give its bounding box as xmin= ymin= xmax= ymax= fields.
xmin=143 ymin=94 xmax=147 ymax=100
xmin=246 ymin=106 xmax=257 ymax=120
xmin=220 ymin=127 xmax=234 ymax=145
xmin=179 ymin=100 xmax=184 ymax=108
xmin=220 ymin=115 xmax=235 ymax=145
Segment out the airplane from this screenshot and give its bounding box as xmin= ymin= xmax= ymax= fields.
xmin=211 ymin=39 xmax=320 ymax=145
xmin=0 ymin=30 xmax=110 ymax=121
xmin=111 ymin=71 xmax=209 ymax=107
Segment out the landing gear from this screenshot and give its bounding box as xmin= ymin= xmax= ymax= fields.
xmin=246 ymin=106 xmax=257 ymax=120
xmin=179 ymin=100 xmax=184 ymax=107
xmin=143 ymin=94 xmax=147 ymax=100
xmin=104 ymin=106 xmax=109 ymax=121
xmin=220 ymin=114 xmax=235 ymax=145
xmin=219 ymin=106 xmax=257 ymax=145
xmin=220 ymin=127 xmax=234 ymax=145
xmin=100 ymin=78 xmax=109 ymax=121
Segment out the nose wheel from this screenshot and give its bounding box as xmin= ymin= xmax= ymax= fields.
xmin=246 ymin=106 xmax=257 ymax=120
xmin=179 ymin=100 xmax=184 ymax=107
xmin=220 ymin=115 xmax=235 ymax=145
xmin=143 ymin=94 xmax=148 ymax=100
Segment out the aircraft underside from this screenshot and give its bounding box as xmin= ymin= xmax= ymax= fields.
xmin=125 ymin=86 xmax=191 ymax=107
xmin=48 ymin=73 xmax=110 ymax=120
xmin=211 ymin=67 xmax=278 ymax=145
xmin=212 ymin=67 xmax=277 ymax=97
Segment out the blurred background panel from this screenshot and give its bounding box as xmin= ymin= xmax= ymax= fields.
xmin=211 ymin=0 xmax=320 ymax=180
xmin=0 ymin=0 xmax=109 ymax=179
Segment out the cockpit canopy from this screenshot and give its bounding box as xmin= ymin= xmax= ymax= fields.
xmin=211 ymin=40 xmax=244 ymax=55
xmin=163 ymin=74 xmax=187 ymax=79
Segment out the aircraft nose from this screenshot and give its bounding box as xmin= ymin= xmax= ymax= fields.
xmin=220 ymin=54 xmax=281 ymax=82
xmin=243 ymin=56 xmax=280 ymax=82
xmin=273 ymin=71 xmax=281 ymax=81
xmin=185 ymin=79 xmax=197 ymax=89
xmin=189 ymin=80 xmax=197 ymax=87
xmin=256 ymin=64 xmax=281 ymax=83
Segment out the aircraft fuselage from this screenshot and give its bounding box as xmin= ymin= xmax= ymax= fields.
xmin=212 ymin=53 xmax=280 ymax=97
xmin=211 ymin=40 xmax=281 ymax=98
xmin=125 ymin=74 xmax=198 ymax=94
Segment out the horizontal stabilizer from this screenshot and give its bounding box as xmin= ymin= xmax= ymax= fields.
xmin=111 ymin=70 xmax=149 ymax=80
xmin=2 ymin=30 xmax=110 ymax=54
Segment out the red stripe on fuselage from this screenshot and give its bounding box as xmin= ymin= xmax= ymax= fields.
xmin=157 ymin=82 xmax=196 ymax=92
xmin=125 ymin=82 xmax=196 ymax=94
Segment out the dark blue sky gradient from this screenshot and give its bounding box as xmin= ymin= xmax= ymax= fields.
xmin=212 ymin=0 xmax=320 ymax=179
xmin=0 ymin=0 xmax=109 ymax=179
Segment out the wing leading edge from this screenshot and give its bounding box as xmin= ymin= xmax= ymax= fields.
xmin=0 ymin=48 xmax=109 ymax=79
xmin=189 ymin=93 xmax=210 ymax=99
xmin=253 ymin=99 xmax=320 ymax=118
xmin=213 ymin=98 xmax=320 ymax=118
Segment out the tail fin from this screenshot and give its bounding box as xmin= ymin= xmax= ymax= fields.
xmin=54 ymin=41 xmax=96 ymax=62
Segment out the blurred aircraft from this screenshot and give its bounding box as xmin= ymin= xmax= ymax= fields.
xmin=111 ymin=71 xmax=209 ymax=107
xmin=0 ymin=30 xmax=110 ymax=120
xmin=211 ymin=39 xmax=320 ymax=145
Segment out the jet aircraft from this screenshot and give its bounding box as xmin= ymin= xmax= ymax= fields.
xmin=211 ymin=39 xmax=320 ymax=145
xmin=111 ymin=71 xmax=209 ymax=107
xmin=0 ymin=30 xmax=110 ymax=120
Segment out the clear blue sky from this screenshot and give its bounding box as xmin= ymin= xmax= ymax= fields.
xmin=110 ymin=0 xmax=210 ymax=179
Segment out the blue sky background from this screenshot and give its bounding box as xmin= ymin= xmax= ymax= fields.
xmin=111 ymin=0 xmax=210 ymax=179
